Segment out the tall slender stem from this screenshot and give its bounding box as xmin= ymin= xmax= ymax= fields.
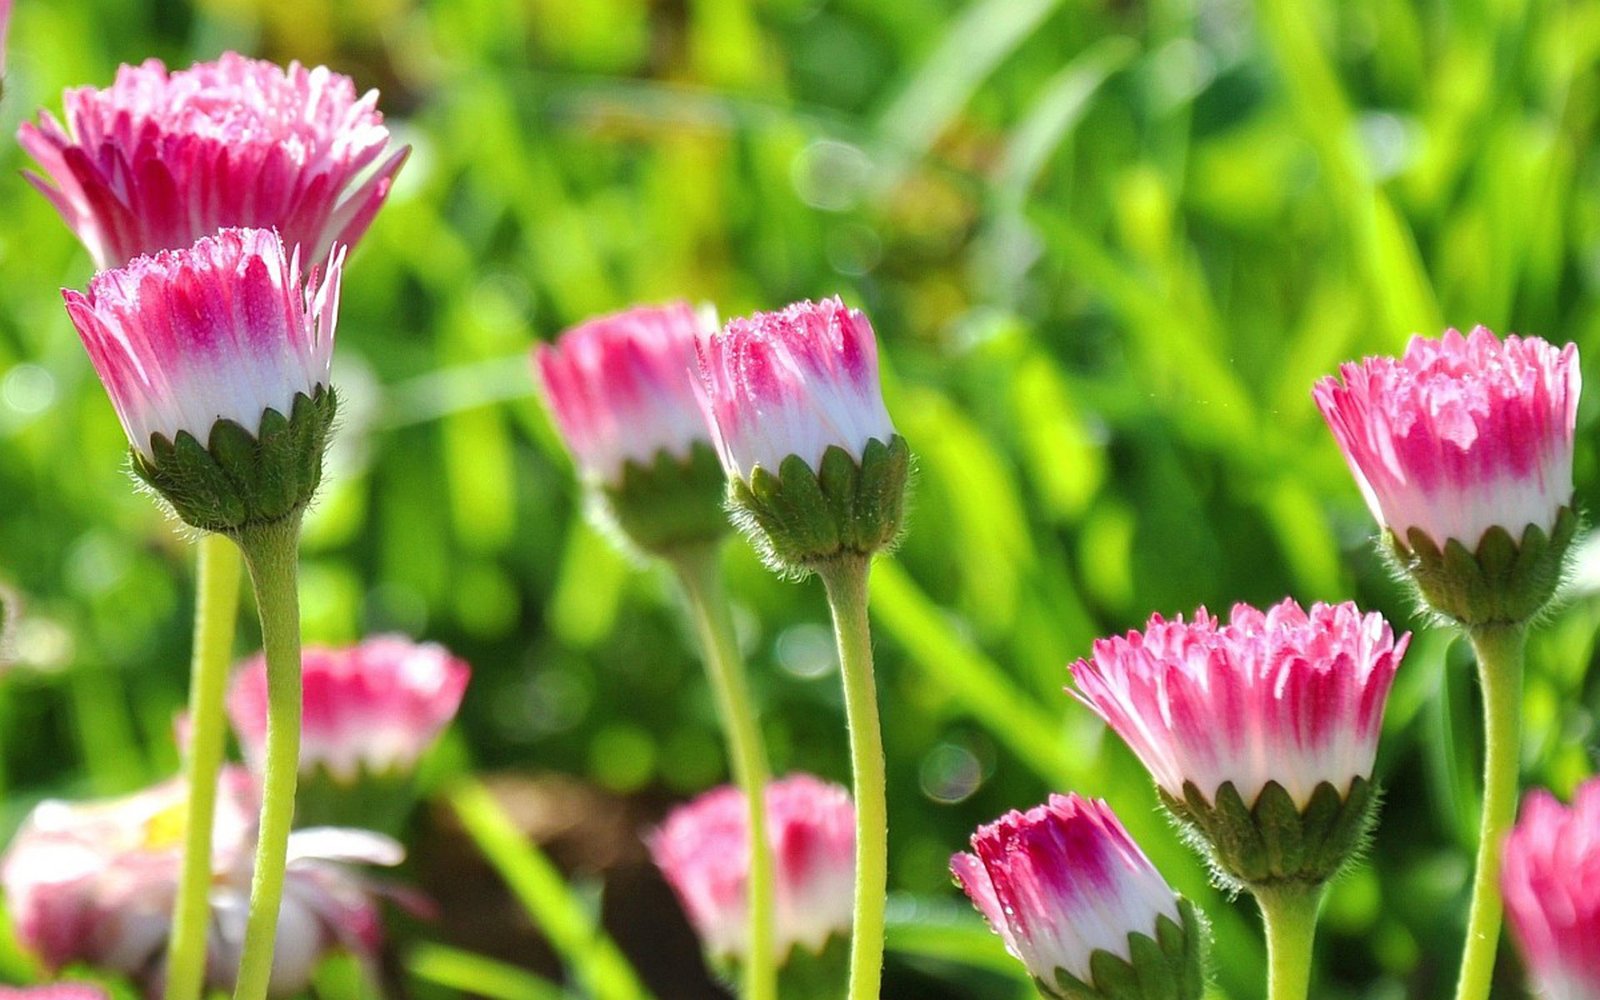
xmin=1258 ymin=885 xmax=1323 ymax=1000
xmin=670 ymin=544 xmax=777 ymax=1000
xmin=818 ymin=556 xmax=887 ymax=1000
xmin=165 ymin=533 xmax=243 ymax=1000
xmin=231 ymin=519 xmax=305 ymax=1000
xmin=1454 ymin=624 xmax=1526 ymax=1000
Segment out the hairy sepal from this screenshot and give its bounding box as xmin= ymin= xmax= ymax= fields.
xmin=729 ymin=435 xmax=910 ymax=578
xmin=1160 ymin=778 xmax=1376 ymax=894
xmin=1388 ymin=507 xmax=1578 ymax=628
xmin=1044 ymin=899 xmax=1207 ymax=1000
xmin=598 ymin=441 xmax=730 ymax=559
xmin=132 ymin=386 xmax=337 ymax=535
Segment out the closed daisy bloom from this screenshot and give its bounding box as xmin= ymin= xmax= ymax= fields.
xmin=228 ymin=635 xmax=470 ymax=783
xmin=694 ymin=297 xmax=908 ymax=572
xmin=19 ymin=52 xmax=406 ymax=268
xmin=1070 ymin=599 xmax=1407 ymax=810
xmin=1503 ymin=779 xmax=1600 ymax=1000
xmin=535 ymin=302 xmax=717 ymax=489
xmin=1314 ymin=327 xmax=1579 ymax=554
xmin=61 ymin=227 xmax=341 ymax=532
xmin=952 ymin=794 xmax=1200 ymax=998
xmin=695 ymin=296 xmax=894 ymax=483
xmin=649 ymin=774 xmax=855 ymax=965
xmin=63 ymin=227 xmax=338 ymax=461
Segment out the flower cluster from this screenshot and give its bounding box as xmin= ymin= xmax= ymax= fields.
xmin=0 ymin=768 xmax=400 ymax=997
xmin=20 ymin=53 xmax=406 ymax=268
xmin=10 ymin=18 xmax=1600 ymax=1000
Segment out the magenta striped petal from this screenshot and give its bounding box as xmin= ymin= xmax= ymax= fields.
xmin=695 ymin=297 xmax=895 ymax=481
xmin=61 ymin=227 xmax=340 ymax=459
xmin=649 ymin=774 xmax=854 ymax=963
xmin=534 ymin=302 xmax=717 ymax=486
xmin=953 ymin=794 xmax=1181 ymax=985
xmin=18 ymin=52 xmax=407 ymax=268
xmin=228 ymin=635 xmax=470 ymax=782
xmin=1503 ymin=779 xmax=1600 ymax=1000
xmin=1314 ymin=327 xmax=1579 ymax=550
xmin=1069 ymin=599 xmax=1408 ymax=808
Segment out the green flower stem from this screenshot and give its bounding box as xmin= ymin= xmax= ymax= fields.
xmin=818 ymin=555 xmax=887 ymax=1000
xmin=669 ymin=544 xmax=776 ymax=1000
xmin=165 ymin=533 xmax=243 ymax=1000
xmin=230 ymin=519 xmax=305 ymax=1000
xmin=1258 ymin=884 xmax=1323 ymax=1000
xmin=1454 ymin=624 xmax=1527 ymax=1000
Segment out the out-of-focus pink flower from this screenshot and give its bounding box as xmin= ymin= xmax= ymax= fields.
xmin=1070 ymin=599 xmax=1409 ymax=808
xmin=61 ymin=227 xmax=340 ymax=459
xmin=0 ymin=0 xmax=13 ymax=81
xmin=1503 ymin=778 xmax=1600 ymax=1000
xmin=1314 ymin=327 xmax=1579 ymax=550
xmin=952 ymin=794 xmax=1184 ymax=989
xmin=228 ymin=635 xmax=470 ymax=782
xmin=19 ymin=52 xmax=406 ymax=269
xmin=534 ymin=302 xmax=717 ymax=487
xmin=649 ymin=774 xmax=854 ymax=963
xmin=695 ymin=297 xmax=894 ymax=481
xmin=0 ymin=768 xmax=401 ymax=997
xmin=0 ymin=986 xmax=112 ymax=1000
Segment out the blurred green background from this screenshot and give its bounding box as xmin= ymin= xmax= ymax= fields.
xmin=2 ymin=0 xmax=1599 ymax=997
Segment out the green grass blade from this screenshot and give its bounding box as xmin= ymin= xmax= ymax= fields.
xmin=407 ymin=943 xmax=580 ymax=1000
xmin=445 ymin=780 xmax=653 ymax=1000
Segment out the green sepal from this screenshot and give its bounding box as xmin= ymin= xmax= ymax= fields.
xmin=714 ymin=931 xmax=849 ymax=1000
xmin=599 ymin=442 xmax=730 ymax=556
xmin=729 ymin=435 xmax=910 ymax=575
xmin=1043 ymin=898 xmax=1207 ymax=1000
xmin=1390 ymin=507 xmax=1578 ymax=627
xmin=131 ymin=386 xmax=338 ymax=535
xmin=294 ymin=761 xmax=419 ymax=837
xmin=1161 ymin=778 xmax=1376 ymax=893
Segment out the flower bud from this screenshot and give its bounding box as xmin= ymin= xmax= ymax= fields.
xmin=695 ymin=297 xmax=908 ymax=575
xmin=1070 ymin=599 xmax=1409 ymax=890
xmin=62 ymin=227 xmax=341 ymax=535
xmin=1315 ymin=327 xmax=1580 ymax=627
xmin=649 ymin=774 xmax=854 ymax=979
xmin=19 ymin=53 xmax=407 ymax=268
xmin=1502 ymin=778 xmax=1600 ymax=1000
xmin=535 ymin=303 xmax=729 ymax=556
xmin=953 ymin=794 xmax=1204 ymax=1000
